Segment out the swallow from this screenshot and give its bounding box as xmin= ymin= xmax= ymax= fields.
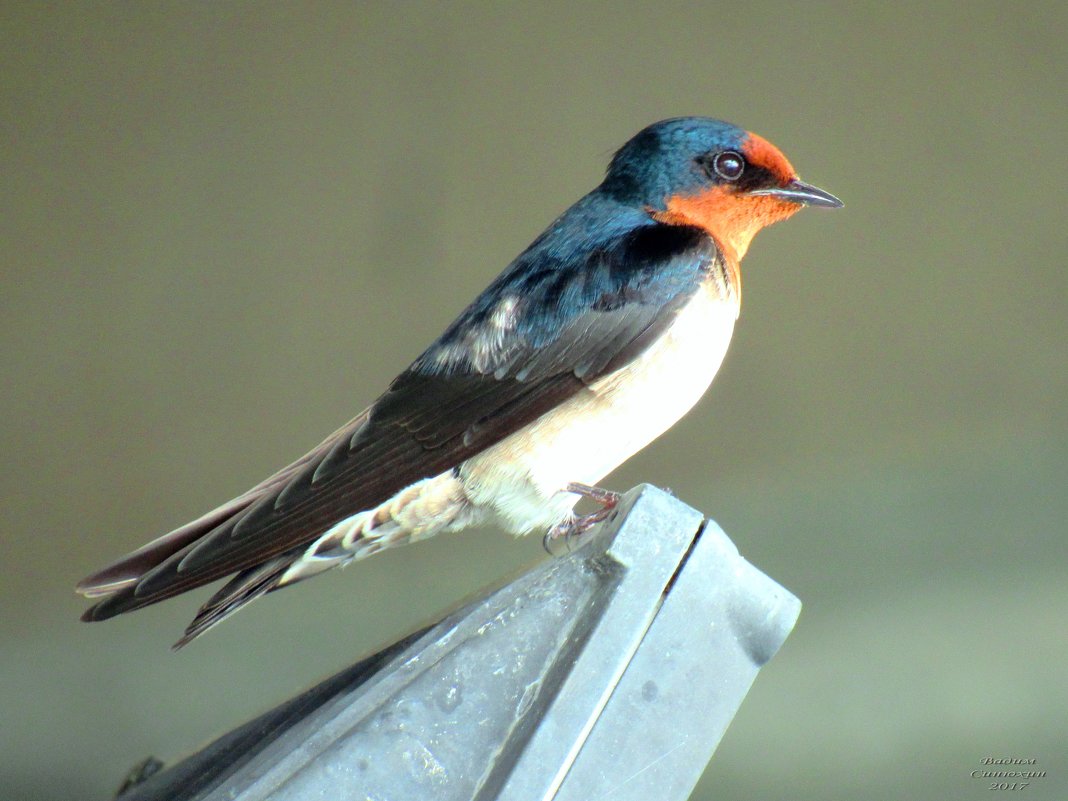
xmin=78 ymin=117 xmax=842 ymax=647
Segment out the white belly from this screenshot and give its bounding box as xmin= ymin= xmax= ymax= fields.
xmin=289 ymin=284 xmax=737 ymax=581
xmin=460 ymin=285 xmax=738 ymax=533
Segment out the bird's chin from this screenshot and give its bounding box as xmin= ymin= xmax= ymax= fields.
xmin=720 ymin=195 xmax=805 ymax=261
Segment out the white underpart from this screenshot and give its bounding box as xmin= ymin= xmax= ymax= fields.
xmin=280 ymin=471 xmax=477 ymax=584
xmin=282 ymin=286 xmax=737 ymax=585
xmin=461 ymin=284 xmax=737 ymax=532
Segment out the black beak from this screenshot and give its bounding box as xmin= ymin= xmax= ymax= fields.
xmin=749 ymin=179 xmax=843 ymax=208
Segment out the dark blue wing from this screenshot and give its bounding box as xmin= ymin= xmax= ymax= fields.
xmin=82 ymin=203 xmax=722 ymax=619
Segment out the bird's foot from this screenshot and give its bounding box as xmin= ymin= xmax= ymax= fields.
xmin=565 ymin=481 xmax=621 ymax=507
xmin=542 ymin=483 xmax=621 ymax=555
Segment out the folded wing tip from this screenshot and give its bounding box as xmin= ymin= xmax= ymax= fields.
xmin=75 ymin=573 xmax=138 ymax=598
xmin=80 ymin=597 xmax=115 ymax=622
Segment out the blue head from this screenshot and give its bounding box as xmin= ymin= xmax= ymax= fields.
xmin=598 ymin=116 xmax=842 ymax=259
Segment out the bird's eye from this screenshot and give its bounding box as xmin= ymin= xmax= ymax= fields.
xmin=712 ymin=151 xmax=745 ymax=181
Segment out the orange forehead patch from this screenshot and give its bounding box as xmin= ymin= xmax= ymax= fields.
xmin=742 ymin=132 xmax=796 ymax=184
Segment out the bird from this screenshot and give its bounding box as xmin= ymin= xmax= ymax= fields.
xmin=77 ymin=117 xmax=842 ymax=648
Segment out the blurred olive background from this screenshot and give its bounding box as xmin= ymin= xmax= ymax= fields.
xmin=3 ymin=2 xmax=1066 ymax=800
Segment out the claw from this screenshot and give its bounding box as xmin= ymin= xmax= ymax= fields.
xmin=542 ymin=483 xmax=621 ymax=555
xmin=565 ymin=481 xmax=621 ymax=508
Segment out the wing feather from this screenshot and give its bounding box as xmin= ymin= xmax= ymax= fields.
xmin=80 ymin=216 xmax=722 ymax=622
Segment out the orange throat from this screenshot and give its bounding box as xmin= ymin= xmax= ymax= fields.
xmin=655 ymin=187 xmax=801 ymax=264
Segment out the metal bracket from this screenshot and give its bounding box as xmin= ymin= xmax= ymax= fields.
xmin=116 ymin=484 xmax=801 ymax=801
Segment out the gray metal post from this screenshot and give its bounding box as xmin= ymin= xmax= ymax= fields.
xmin=115 ymin=485 xmax=801 ymax=801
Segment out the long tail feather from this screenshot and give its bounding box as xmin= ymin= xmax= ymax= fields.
xmin=171 ymin=556 xmax=294 ymax=650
